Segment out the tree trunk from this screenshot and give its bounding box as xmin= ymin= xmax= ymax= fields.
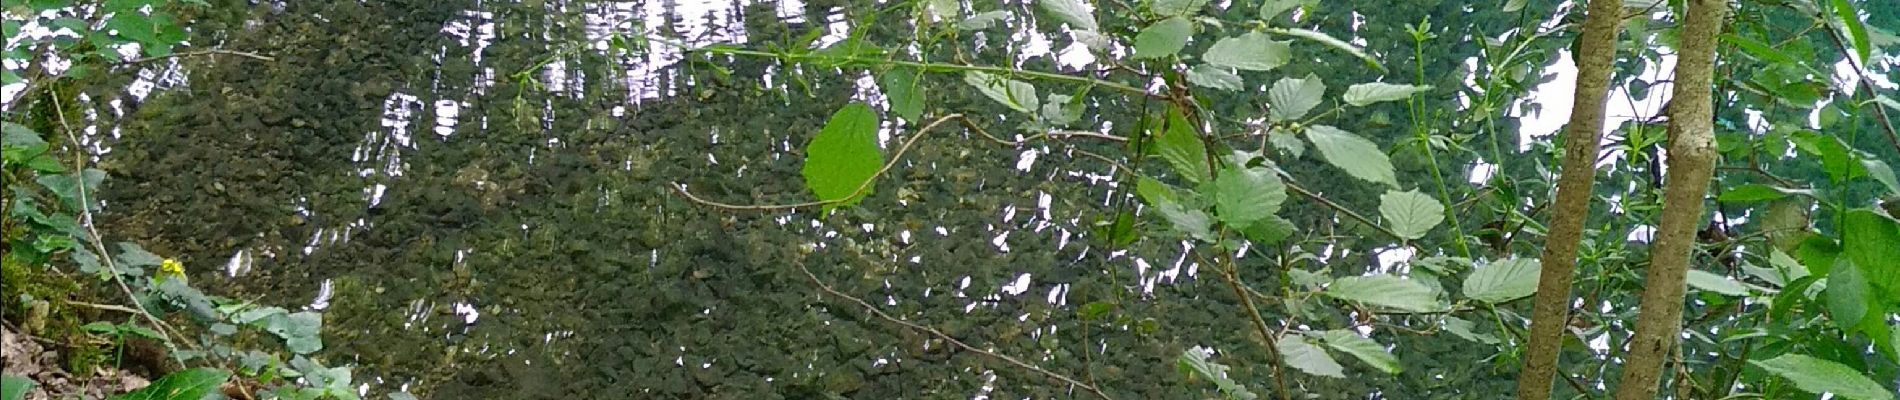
xmin=1612 ymin=0 xmax=1726 ymax=398
xmin=1513 ymin=0 xmax=1623 ymax=398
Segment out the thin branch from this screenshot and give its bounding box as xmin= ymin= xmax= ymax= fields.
xmin=1279 ymin=177 xmax=1406 ymax=241
xmin=121 ymin=49 xmax=275 ymax=65
xmin=797 ymin=263 xmax=1114 ymax=400
xmin=643 ymin=35 xmax=1157 ymax=98
xmin=673 ymin=114 xmax=962 ymax=211
xmin=1195 ymin=249 xmax=1291 ymax=400
xmin=1820 ymin=24 xmax=1900 ymax=155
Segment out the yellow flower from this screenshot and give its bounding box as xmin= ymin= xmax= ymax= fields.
xmin=159 ymin=258 xmax=185 ymax=277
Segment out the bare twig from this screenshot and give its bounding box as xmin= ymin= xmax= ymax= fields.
xmin=121 ymin=49 xmax=275 ymax=65
xmin=1279 ymin=177 xmax=1405 ymax=241
xmin=796 ymin=263 xmax=1114 ymax=399
xmin=672 ymin=114 xmax=962 ymax=211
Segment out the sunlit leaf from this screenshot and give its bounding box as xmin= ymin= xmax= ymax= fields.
xmin=1259 ymin=0 xmax=1305 ymax=20
xmin=1037 ymin=0 xmax=1098 ymax=31
xmin=1268 ymin=27 xmax=1384 ymax=72
xmin=1149 ymin=0 xmax=1211 ymax=17
xmin=1461 ymin=258 xmax=1540 ymax=304
xmin=1212 ymin=165 xmax=1286 ymax=228
xmin=1304 ymin=125 xmax=1397 ymax=188
xmin=1750 ymin=354 xmax=1896 ymax=400
xmin=1342 ymin=83 xmax=1431 ymax=106
xmin=880 ymin=70 xmax=923 ymax=122
xmin=1502 ymin=0 xmax=1527 ymax=12
xmin=1278 ymin=336 xmax=1344 ymax=378
xmin=1717 ymin=184 xmax=1808 ymax=203
xmin=963 ymin=72 xmax=1040 ymax=113
xmin=1315 ymin=330 xmax=1401 ymax=374
xmin=109 ymin=368 xmax=230 ymax=400
xmin=1204 ymin=32 xmax=1291 ymax=72
xmin=1790 ymin=131 xmax=1867 ymax=182
xmin=1863 ymin=158 xmax=1899 ymax=195
xmin=1 ymin=375 xmax=32 ymax=400
xmin=1825 ymin=258 xmax=1869 ymax=332
xmin=1442 ymin=316 xmax=1498 ymax=345
xmin=1157 ymin=201 xmax=1213 ymax=241
xmin=1268 ymin=129 xmax=1304 ymax=158
xmin=1133 ymin=17 xmax=1194 ymax=59
xmin=1177 ymin=349 xmax=1258 ymax=399
xmin=1268 ymin=74 xmax=1324 ymax=121
xmin=1327 ymin=274 xmax=1444 ymax=312
xmin=1186 ymin=64 xmax=1243 ymax=91
xmin=1156 ymin=107 xmax=1209 ymax=183
xmin=1841 ymin=209 xmax=1900 ymax=292
xmin=800 ymin=103 xmax=883 ymax=210
xmin=1378 ymin=190 xmax=1442 ymax=240
xmin=1832 ymin=0 xmax=1870 ymax=65
xmin=1686 ymin=270 xmax=1750 ymax=296
xmin=1721 ymin=34 xmax=1796 ymax=64
xmin=1239 ymin=214 xmax=1295 ymax=245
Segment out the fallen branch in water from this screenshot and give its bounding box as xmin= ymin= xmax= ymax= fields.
xmin=796 ymin=263 xmax=1115 ymax=399
xmin=672 ymin=114 xmax=961 ymax=211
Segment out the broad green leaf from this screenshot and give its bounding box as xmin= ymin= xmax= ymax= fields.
xmin=1378 ymin=190 xmax=1442 ymax=240
xmin=1268 ymin=130 xmax=1304 ymax=158
xmin=1316 ymin=330 xmax=1401 ymax=374
xmin=109 ymin=368 xmax=230 ymax=400
xmin=957 ymin=11 xmax=1010 ymax=30
xmin=1718 ymin=184 xmax=1808 ymax=203
xmin=1442 ymin=316 xmax=1498 ymax=345
xmin=1156 ymin=107 xmax=1209 ymax=183
xmin=1832 ymin=0 xmax=1870 ymax=65
xmin=1037 ymin=0 xmax=1098 ymax=31
xmin=3 ymin=123 xmax=48 ymax=162
xmin=1133 ymin=17 xmax=1193 ymax=59
xmin=1259 ymin=0 xmax=1304 ymax=20
xmin=1277 ymin=336 xmax=1344 ymax=378
xmin=1267 ymin=74 xmax=1324 ymax=122
xmin=1685 ymin=270 xmax=1750 ymax=296
xmin=1750 ymin=354 xmax=1895 ymax=400
xmin=1841 ymin=209 xmax=1900 ymax=292
xmin=1721 ymin=34 xmax=1796 ymax=64
xmin=800 ymin=103 xmax=884 ymax=210
xmin=1212 ymin=166 xmax=1286 ymax=228
xmin=1185 ymin=64 xmax=1243 ymax=91
xmin=880 ymin=70 xmax=923 ymax=122
xmin=1327 ymin=274 xmax=1444 ymax=312
xmin=1149 ymin=0 xmax=1211 ymax=17
xmin=1239 ymin=215 xmax=1295 ymax=245
xmin=1461 ymin=258 xmax=1540 ymax=303
xmin=1863 ymin=159 xmax=1899 ymax=195
xmin=1502 ymin=0 xmax=1527 ymax=12
xmin=1156 ymin=201 xmax=1213 ymax=241
xmin=1136 ymin=176 xmax=1181 ymax=205
xmin=117 ymin=242 xmax=164 ymax=267
xmin=1790 ymin=131 xmax=1867 ymax=182
xmin=1825 ymin=258 xmax=1869 ymax=331
xmin=1268 ymin=27 xmax=1384 ymax=72
xmin=963 ymin=72 xmax=1039 ymax=113
xmin=1177 ymin=349 xmax=1258 ymax=399
xmin=1040 ymin=93 xmax=1084 ymax=127
xmin=1342 ymin=83 xmax=1431 ymax=106
xmin=926 ymin=0 xmax=961 ymax=20
xmin=1204 ymin=32 xmax=1291 ymax=71
xmin=1304 ymin=125 xmax=1397 ymax=188
xmin=1 ymin=375 xmax=31 ymax=400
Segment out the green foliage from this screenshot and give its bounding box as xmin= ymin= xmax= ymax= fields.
xmin=1325 ymin=274 xmax=1444 ymax=312
xmin=1133 ymin=17 xmax=1194 ymax=59
xmin=1684 ymin=270 xmax=1752 ymax=297
xmin=1750 ymin=354 xmax=1896 ymax=400
xmin=1459 ymin=258 xmax=1539 ymax=304
xmin=1154 ymin=107 xmax=1209 ymax=183
xmin=962 ymin=72 xmax=1039 ymax=113
xmin=1266 ymin=74 xmax=1325 ymax=122
xmin=0 ymin=376 xmax=32 ymax=400
xmin=1303 ymin=125 xmax=1398 ymax=188
xmin=879 ymin=70 xmax=923 ymax=122
xmin=1204 ymin=32 xmax=1291 ymax=71
xmin=799 ymin=103 xmax=883 ymax=210
xmin=1176 ymin=349 xmax=1257 ymax=400
xmin=1277 ymin=335 xmax=1344 ymax=378
xmin=1341 ymin=83 xmax=1431 ymax=107
xmin=1377 ymin=190 xmax=1443 ymax=240
xmin=1035 ymin=0 xmax=1097 ymax=31
xmin=1314 ymin=330 xmax=1401 ymax=374
xmin=110 ymin=368 xmax=229 ymax=400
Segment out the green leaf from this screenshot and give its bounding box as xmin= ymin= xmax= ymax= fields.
xmin=1461 ymin=258 xmax=1541 ymax=303
xmin=1750 ymin=354 xmax=1895 ymax=400
xmin=1036 ymin=0 xmax=1097 ymax=31
xmin=1304 ymin=125 xmax=1397 ymax=188
xmin=1133 ymin=17 xmax=1193 ymax=59
xmin=1156 ymin=107 xmax=1209 ymax=183
xmin=110 ymin=368 xmax=230 ymax=400
xmin=963 ymin=72 xmax=1039 ymax=113
xmin=1176 ymin=349 xmax=1258 ymax=399
xmin=1277 ymin=336 xmax=1344 ymax=378
xmin=1040 ymin=93 xmax=1084 ymax=127
xmin=1841 ymin=209 xmax=1900 ymax=292
xmin=1238 ymin=215 xmax=1295 ymax=245
xmin=926 ymin=0 xmax=961 ymax=20
xmin=957 ymin=11 xmax=1010 ymax=30
xmin=1259 ymin=0 xmax=1305 ymax=20
xmin=800 ymin=103 xmax=884 ymax=210
xmin=1212 ymin=166 xmax=1286 ymax=228
xmin=1185 ymin=64 xmax=1243 ymax=91
xmin=1327 ymin=274 xmax=1444 ymax=312
xmin=1149 ymin=0 xmax=1211 ymax=17
xmin=1136 ymin=176 xmax=1181 ymax=206
xmin=1685 ymin=270 xmax=1750 ymax=296
xmin=1268 ymin=130 xmax=1304 ymax=158
xmin=1442 ymin=316 xmax=1499 ymax=345
xmin=287 ymin=336 xmax=323 ymax=355
xmin=1268 ymin=27 xmax=1384 ymax=72
xmin=116 ymin=242 xmax=165 ymax=267
xmin=1863 ymin=159 xmax=1899 ymax=195
xmin=1790 ymin=131 xmax=1867 ymax=182
xmin=1342 ymin=83 xmax=1431 ymax=106
xmin=1721 ymin=34 xmax=1795 ymax=64
xmin=880 ymin=70 xmax=923 ymax=122
xmin=233 ymin=306 xmax=288 ymax=324
xmin=1825 ymin=258 xmax=1869 ymax=331
xmin=1 ymin=375 xmax=32 ymax=400
xmin=1717 ymin=184 xmax=1808 ymax=203
xmin=1378 ymin=190 xmax=1442 ymax=240
xmin=1203 ymin=32 xmax=1290 ymax=71
xmin=1315 ymin=330 xmax=1401 ymax=374
xmin=1832 ymin=0 xmax=1870 ymax=65
xmin=3 ymin=123 xmax=48 ymax=163
xmin=1267 ymin=74 xmax=1325 ymax=122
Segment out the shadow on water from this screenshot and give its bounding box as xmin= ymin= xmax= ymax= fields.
xmin=84 ymin=0 xmax=1544 ymax=398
